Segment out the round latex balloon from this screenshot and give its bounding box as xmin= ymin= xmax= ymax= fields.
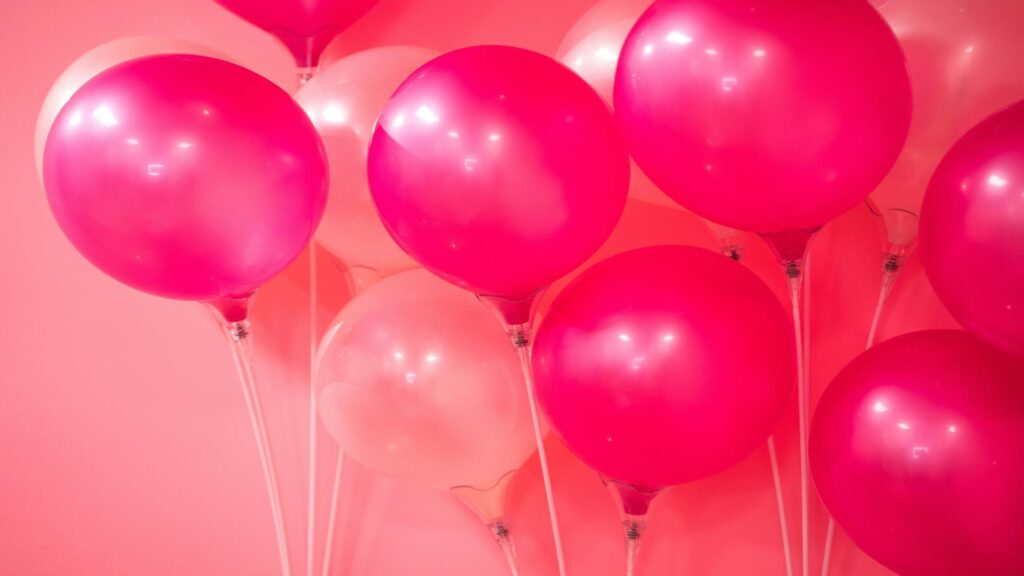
xmin=811 ymin=330 xmax=1024 ymax=576
xmin=296 ymin=46 xmax=438 ymax=276
xmin=614 ymin=0 xmax=913 ymax=232
xmin=34 ymin=37 xmax=227 ymax=183
xmin=43 ymin=55 xmax=327 ymax=301
xmin=367 ymin=45 xmax=629 ymax=305
xmin=316 ymin=269 xmax=537 ymax=491
xmin=557 ymin=0 xmax=679 ymax=209
xmin=921 ymin=100 xmax=1024 ymax=358
xmin=212 ymin=0 xmax=380 ymax=68
xmin=533 ymin=245 xmax=794 ymax=489
xmin=869 ymin=0 xmax=1024 ymax=217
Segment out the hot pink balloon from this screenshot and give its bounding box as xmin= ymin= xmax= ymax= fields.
xmin=811 ymin=330 xmax=1024 ymax=576
xmin=869 ymin=0 xmax=1024 ymax=217
xmin=35 ymin=37 xmax=228 ymax=183
xmin=43 ymin=54 xmax=327 ymax=302
xmin=316 ymin=269 xmax=537 ymax=491
xmin=367 ymin=45 xmax=629 ymax=315
xmin=212 ymin=0 xmax=380 ymax=69
xmin=295 ymin=46 xmax=438 ymax=276
xmin=614 ymin=0 xmax=913 ymax=232
xmin=533 ymin=245 xmax=794 ymax=496
xmin=921 ymin=100 xmax=1024 ymax=358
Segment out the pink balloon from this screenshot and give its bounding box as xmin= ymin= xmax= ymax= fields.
xmin=35 ymin=37 xmax=228 ymax=184
xmin=921 ymin=100 xmax=1024 ymax=358
xmin=43 ymin=55 xmax=327 ymax=302
xmin=316 ymin=269 xmax=537 ymax=491
xmin=614 ymin=0 xmax=913 ymax=232
xmin=556 ymin=0 xmax=682 ymax=209
xmin=295 ymin=46 xmax=439 ymax=276
xmin=810 ymin=330 xmax=1024 ymax=576
xmin=533 ymin=245 xmax=794 ymax=494
xmin=367 ymin=46 xmax=629 ymax=308
xmin=869 ymin=0 xmax=1024 ymax=217
xmin=212 ymin=0 xmax=380 ymax=68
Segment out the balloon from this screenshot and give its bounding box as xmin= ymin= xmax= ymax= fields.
xmin=367 ymin=45 xmax=629 ymax=310
xmin=556 ymin=0 xmax=680 ymax=209
xmin=920 ymin=100 xmax=1024 ymax=358
xmin=316 ymin=269 xmax=537 ymax=491
xmin=43 ymin=55 xmax=327 ymax=301
xmin=34 ymin=37 xmax=227 ymax=183
xmin=296 ymin=46 xmax=438 ymax=276
xmin=533 ymin=245 xmax=794 ymax=491
xmin=870 ymin=0 xmax=1024 ymax=217
xmin=614 ymin=0 xmax=913 ymax=232
xmin=810 ymin=330 xmax=1024 ymax=576
xmin=212 ymin=0 xmax=380 ymax=68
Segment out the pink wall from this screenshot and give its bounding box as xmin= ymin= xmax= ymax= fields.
xmin=0 ymin=0 xmax=959 ymax=574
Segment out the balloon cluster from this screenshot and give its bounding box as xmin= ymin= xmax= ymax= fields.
xmin=35 ymin=0 xmax=1024 ymax=575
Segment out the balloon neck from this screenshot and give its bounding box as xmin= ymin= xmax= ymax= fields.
xmin=297 ymin=67 xmax=315 ymax=85
xmin=272 ymin=28 xmax=333 ymax=72
xmin=758 ymin=227 xmax=820 ymax=278
xmin=450 ymin=469 xmax=517 ymax=525
xmin=604 ymin=477 xmax=662 ymax=518
xmin=706 ymin=221 xmax=746 ymax=261
xmin=204 ymin=295 xmax=252 ymax=341
xmin=880 ymin=208 xmax=919 ymax=278
xmin=477 ymin=291 xmax=545 ymax=334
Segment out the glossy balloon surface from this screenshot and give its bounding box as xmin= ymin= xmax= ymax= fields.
xmin=317 ymin=269 xmax=537 ymax=491
xmin=615 ymin=0 xmax=912 ymax=232
xmin=534 ymin=245 xmax=794 ymax=489
xmin=811 ymin=330 xmax=1024 ymax=576
xmin=368 ymin=45 xmax=629 ymax=300
xmin=296 ymin=46 xmax=438 ymax=275
xmin=43 ymin=55 xmax=327 ymax=301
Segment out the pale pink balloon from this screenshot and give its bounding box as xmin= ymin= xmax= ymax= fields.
xmin=34 ymin=37 xmax=228 ymax=183
xmin=212 ymin=0 xmax=380 ymax=68
xmin=43 ymin=55 xmax=327 ymax=301
xmin=533 ymin=245 xmax=794 ymax=493
xmin=921 ymin=100 xmax=1024 ymax=358
xmin=614 ymin=0 xmax=912 ymax=232
xmin=557 ymin=0 xmax=680 ymax=209
xmin=870 ymin=0 xmax=1024 ymax=217
xmin=811 ymin=330 xmax=1024 ymax=576
xmin=316 ymin=269 xmax=538 ymax=491
xmin=367 ymin=46 xmax=629 ymax=304
xmin=295 ymin=46 xmax=438 ymax=276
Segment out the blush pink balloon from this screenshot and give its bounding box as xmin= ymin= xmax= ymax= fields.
xmin=43 ymin=55 xmax=327 ymax=301
xmin=921 ymin=100 xmax=1024 ymax=358
xmin=614 ymin=0 xmax=913 ymax=232
xmin=869 ymin=0 xmax=1024 ymax=217
xmin=367 ymin=46 xmax=630 ymax=307
xmin=557 ymin=0 xmax=680 ymax=209
xmin=810 ymin=330 xmax=1024 ymax=576
xmin=316 ymin=269 xmax=537 ymax=491
xmin=212 ymin=0 xmax=380 ymax=68
xmin=35 ymin=37 xmax=228 ymax=184
xmin=533 ymin=245 xmax=794 ymax=493
xmin=295 ymin=46 xmax=438 ymax=276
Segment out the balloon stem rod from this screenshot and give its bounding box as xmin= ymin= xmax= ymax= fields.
xmin=510 ymin=325 xmax=568 ymax=576
xmin=489 ymin=520 xmax=522 ymax=576
xmin=821 ymin=248 xmax=906 ymax=576
xmin=788 ymin=270 xmax=810 ymax=576
xmin=768 ymin=436 xmax=795 ymax=576
xmin=208 ymin=304 xmax=292 ymax=576
xmin=624 ymin=515 xmax=647 ymax=576
xmin=306 ymin=245 xmax=319 ymax=576
xmin=319 ymin=448 xmax=345 ymax=576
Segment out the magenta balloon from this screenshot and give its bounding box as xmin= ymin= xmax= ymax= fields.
xmin=921 ymin=100 xmax=1024 ymax=358
xmin=533 ymin=245 xmax=794 ymax=489
xmin=614 ymin=0 xmax=913 ymax=232
xmin=43 ymin=55 xmax=327 ymax=301
xmin=367 ymin=46 xmax=630 ymax=301
xmin=810 ymin=330 xmax=1024 ymax=576
xmin=212 ymin=0 xmax=380 ymax=68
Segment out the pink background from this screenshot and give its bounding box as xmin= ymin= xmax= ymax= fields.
xmin=0 ymin=0 xmax=959 ymax=574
